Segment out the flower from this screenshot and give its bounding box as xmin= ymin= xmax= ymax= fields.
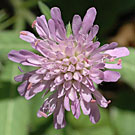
xmin=8 ymin=7 xmax=129 ymax=129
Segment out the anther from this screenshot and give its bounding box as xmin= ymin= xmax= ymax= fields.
xmin=32 ymin=20 xmax=36 ymax=28
xmin=84 ymin=58 xmax=88 ymax=63
xmin=39 ymin=111 xmax=48 ymax=118
xmin=107 ymin=100 xmax=111 ymax=104
xmin=35 ymin=40 xmax=40 ymax=46
xmin=20 ymin=32 xmax=27 ymax=35
xmin=109 ymin=57 xmax=115 ymax=62
xmin=27 ymin=82 xmax=32 ymax=90
xmin=91 ymin=99 xmax=96 ymax=103
xmin=117 ymin=59 xmax=122 ymax=65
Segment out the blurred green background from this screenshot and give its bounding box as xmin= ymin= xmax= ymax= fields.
xmin=0 ymin=0 xmax=135 ymax=135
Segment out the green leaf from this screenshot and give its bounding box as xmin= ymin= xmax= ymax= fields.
xmin=66 ymin=22 xmax=72 ymax=37
xmin=0 ymin=98 xmax=30 ymax=135
xmin=117 ymin=48 xmax=135 ymax=89
xmin=38 ymin=1 xmax=51 ymax=20
xmin=110 ymin=107 xmax=135 ymax=135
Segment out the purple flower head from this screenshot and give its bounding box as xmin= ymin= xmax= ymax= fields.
xmin=8 ymin=7 xmax=129 ymax=129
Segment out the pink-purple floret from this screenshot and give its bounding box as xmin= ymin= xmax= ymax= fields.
xmin=8 ymin=7 xmax=129 ymax=129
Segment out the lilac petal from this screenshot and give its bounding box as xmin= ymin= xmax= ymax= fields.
xmin=36 ymin=15 xmax=49 ymax=37
xmin=104 ymin=70 xmax=120 ymax=82
xmin=29 ymin=74 xmax=41 ymax=83
xmin=54 ymin=104 xmax=66 ymax=129
xmin=81 ymin=85 xmax=92 ymax=102
xmin=56 ymin=52 xmax=65 ymax=59
xmin=76 ymin=62 xmax=84 ymax=70
xmin=87 ymin=25 xmax=99 ymax=42
xmin=73 ymin=80 xmax=81 ymax=91
xmin=65 ymin=47 xmax=73 ymax=57
xmin=96 ymin=42 xmax=118 ymax=53
xmin=71 ymin=99 xmax=81 ymax=119
xmin=77 ymin=54 xmax=85 ymax=62
xmin=75 ymin=44 xmax=83 ymax=54
xmin=89 ymin=68 xmax=104 ymax=84
xmin=105 ymin=63 xmax=122 ymax=69
xmin=64 ymin=72 xmax=72 ymax=81
xmin=25 ymin=83 xmax=45 ymax=100
xmin=67 ymin=64 xmax=75 ymax=72
xmin=82 ymin=7 xmax=97 ymax=34
xmin=80 ymin=99 xmax=90 ymax=115
xmin=18 ymin=80 xmax=28 ymax=96
xmin=69 ymin=56 xmax=77 ymax=64
xmin=73 ymin=71 xmax=82 ymax=82
xmin=8 ymin=50 xmax=42 ymax=65
xmin=93 ymin=63 xmax=105 ymax=69
xmin=51 ymin=7 xmax=66 ymax=40
xmin=64 ymin=95 xmax=70 ymax=111
xmin=93 ymin=90 xmax=108 ymax=108
xmin=91 ymin=78 xmax=103 ymax=84
xmin=51 ymin=7 xmax=64 ymax=24
xmin=36 ymin=68 xmax=47 ymax=74
xmin=48 ymin=19 xmax=56 ymax=39
xmin=15 ymin=74 xmax=26 ymax=82
xmin=85 ymin=41 xmax=100 ymax=53
xmin=54 ymin=74 xmax=64 ymax=85
xmin=27 ymin=57 xmax=42 ymax=65
xmin=104 ymin=47 xmax=130 ymax=58
xmin=63 ymin=81 xmax=72 ymax=90
xmin=37 ymin=45 xmax=56 ymax=59
xmin=20 ymin=31 xmax=36 ymax=43
xmin=38 ymin=94 xmax=57 ymax=118
xmin=72 ymin=15 xmax=82 ymax=35
xmin=89 ymin=102 xmax=100 ymax=124
xmin=58 ymin=86 xmax=65 ymax=98
xmin=82 ymin=77 xmax=95 ymax=91
xmin=68 ymin=87 xmax=77 ymax=101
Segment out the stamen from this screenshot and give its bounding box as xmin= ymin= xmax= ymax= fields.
xmin=27 ymin=82 xmax=32 ymax=90
xmin=104 ymin=54 xmax=109 ymax=58
xmin=91 ymin=99 xmax=96 ymax=103
xmin=39 ymin=111 xmax=48 ymax=118
xmin=32 ymin=20 xmax=36 ymax=28
xmin=35 ymin=40 xmax=40 ymax=46
xmin=84 ymin=58 xmax=88 ymax=63
xmin=18 ymin=66 xmax=24 ymax=72
xmin=117 ymin=59 xmax=122 ymax=65
xmin=109 ymin=57 xmax=115 ymax=62
xmin=107 ymin=100 xmax=111 ymax=104
xmin=20 ymin=32 xmax=27 ymax=35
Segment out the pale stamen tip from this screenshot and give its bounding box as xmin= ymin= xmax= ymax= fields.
xmin=35 ymin=40 xmax=40 ymax=46
xmin=117 ymin=59 xmax=122 ymax=65
xmin=27 ymin=82 xmax=32 ymax=90
xmin=39 ymin=111 xmax=48 ymax=118
xmin=32 ymin=20 xmax=36 ymax=28
xmin=109 ymin=58 xmax=115 ymax=62
xmin=83 ymin=58 xmax=88 ymax=63
xmin=91 ymin=99 xmax=96 ymax=103
xmin=107 ymin=100 xmax=111 ymax=104
xmin=20 ymin=31 xmax=27 ymax=35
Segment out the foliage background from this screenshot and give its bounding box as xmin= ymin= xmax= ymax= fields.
xmin=0 ymin=0 xmax=135 ymax=135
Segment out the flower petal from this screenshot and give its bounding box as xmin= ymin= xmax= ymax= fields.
xmin=20 ymin=31 xmax=36 ymax=42
xmin=82 ymin=7 xmax=97 ymax=34
xmin=87 ymin=25 xmax=99 ymax=42
xmin=72 ymin=15 xmax=82 ymax=35
xmin=89 ymin=102 xmax=100 ymax=124
xmin=104 ymin=70 xmax=120 ymax=82
xmin=105 ymin=63 xmax=122 ymax=69
xmin=93 ymin=90 xmax=108 ymax=108
xmin=104 ymin=47 xmax=130 ymax=58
